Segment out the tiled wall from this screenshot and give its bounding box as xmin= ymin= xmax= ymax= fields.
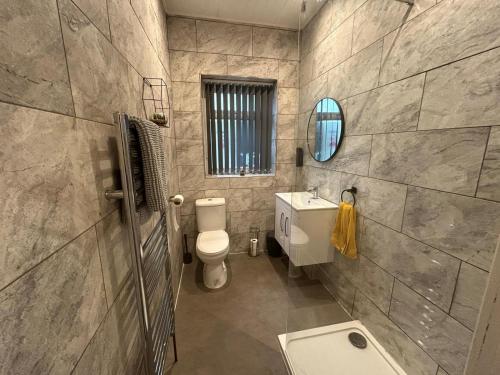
xmin=297 ymin=1 xmax=500 ymax=375
xmin=0 ymin=0 xmax=182 ymax=373
xmin=166 ymin=17 xmax=299 ymax=253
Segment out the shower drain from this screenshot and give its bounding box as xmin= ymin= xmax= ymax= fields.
xmin=348 ymin=332 xmax=367 ymax=349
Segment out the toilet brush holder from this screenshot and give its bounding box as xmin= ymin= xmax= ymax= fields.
xmin=249 ymin=238 xmax=259 ymax=257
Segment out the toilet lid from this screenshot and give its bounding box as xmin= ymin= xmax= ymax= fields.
xmin=197 ymin=230 xmax=229 ymax=255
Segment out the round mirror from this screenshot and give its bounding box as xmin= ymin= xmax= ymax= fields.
xmin=307 ymin=97 xmax=345 ymax=162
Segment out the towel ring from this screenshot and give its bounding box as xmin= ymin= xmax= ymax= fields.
xmin=341 ymin=187 xmax=357 ymax=206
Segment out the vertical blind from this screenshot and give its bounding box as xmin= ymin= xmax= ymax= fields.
xmin=204 ymin=80 xmax=275 ymax=175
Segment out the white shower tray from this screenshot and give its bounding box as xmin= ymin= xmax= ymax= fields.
xmin=278 ymin=320 xmax=407 ymax=375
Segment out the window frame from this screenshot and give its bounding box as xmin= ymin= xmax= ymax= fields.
xmin=201 ymin=75 xmax=278 ymax=178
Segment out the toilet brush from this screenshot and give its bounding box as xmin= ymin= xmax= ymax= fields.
xmin=183 ymin=234 xmax=193 ymax=264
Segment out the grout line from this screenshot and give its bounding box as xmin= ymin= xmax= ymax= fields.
xmin=105 ymin=0 xmax=112 ymax=41
xmin=303 ymin=155 xmax=500 ymax=206
xmin=57 ymin=0 xmax=77 ymax=117
xmin=474 ymin=126 xmax=492 ymax=197
xmin=387 ymin=277 xmax=396 ymax=317
xmin=69 ymin=272 xmax=133 ymax=374
xmin=174 ymin=263 xmax=184 ymax=309
xmin=399 ymin=185 xmax=409 ymax=232
xmin=0 ymin=98 xmax=115 ymax=127
xmin=0 ymin=210 xmax=116 ymax=294
xmin=448 ymin=261 xmax=463 ymax=314
xmin=94 ymin=225 xmax=110 ymax=309
xmin=415 ymin=71 xmax=428 ymax=130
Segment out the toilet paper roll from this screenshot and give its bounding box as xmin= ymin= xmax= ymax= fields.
xmin=169 ymin=194 xmax=184 ymax=206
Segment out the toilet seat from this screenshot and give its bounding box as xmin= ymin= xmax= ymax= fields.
xmin=196 ymin=230 xmax=229 ymax=256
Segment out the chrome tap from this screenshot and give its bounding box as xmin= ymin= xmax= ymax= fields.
xmin=307 ymin=186 xmax=319 ymax=199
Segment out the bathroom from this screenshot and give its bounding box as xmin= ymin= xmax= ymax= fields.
xmin=1 ymin=0 xmax=500 ymax=374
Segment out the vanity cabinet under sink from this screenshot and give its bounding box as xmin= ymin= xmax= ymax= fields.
xmin=274 ymin=192 xmax=338 ymax=266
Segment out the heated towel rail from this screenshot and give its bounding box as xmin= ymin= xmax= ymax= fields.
xmin=106 ymin=112 xmax=177 ymax=375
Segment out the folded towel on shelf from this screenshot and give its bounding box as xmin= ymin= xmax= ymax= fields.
xmin=129 ymin=116 xmax=167 ymax=211
xmin=331 ymin=202 xmax=357 ymax=259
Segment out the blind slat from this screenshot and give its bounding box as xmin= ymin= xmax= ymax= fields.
xmin=255 ymin=87 xmax=262 ymax=173
xmin=217 ymin=84 xmax=223 ymax=174
xmin=223 ymin=84 xmax=229 ymax=174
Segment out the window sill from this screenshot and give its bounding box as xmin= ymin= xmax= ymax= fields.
xmin=206 ymin=173 xmax=275 ymax=179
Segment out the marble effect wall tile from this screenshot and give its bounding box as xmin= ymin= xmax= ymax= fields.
xmin=107 ymin=0 xmax=161 ymax=78
xmin=477 ymin=126 xmax=500 ymax=202
xmin=419 ymin=48 xmax=500 ymax=130
xmin=0 ymin=0 xmax=73 ymax=115
xmin=300 ymin=0 xmax=332 ymax=57
xmin=390 ymin=281 xmax=473 ymax=375
xmin=95 ymin=210 xmax=131 ymax=306
xmin=252 ymin=27 xmax=298 ymax=60
xmin=227 ymin=189 xmax=253 ymax=212
xmin=402 ymin=187 xmax=500 ymax=271
xmin=340 ymin=174 xmax=407 ymax=230
xmin=276 ymin=139 xmax=296 ymax=163
xmin=178 ymin=165 xmax=229 ymax=191
xmin=229 ymin=176 xmax=275 ymax=188
xmin=0 ymin=105 xmax=119 ymax=289
xmin=230 ymin=210 xmax=274 ymax=234
xmin=175 ymin=139 xmax=204 ymax=166
xmin=327 ymin=40 xmax=382 ymax=99
xmin=323 ymin=135 xmax=372 ymax=175
xmin=72 ymin=0 xmax=111 ymax=39
xmin=72 ymin=276 xmax=140 ymax=374
xmin=303 ymin=167 xmax=342 ymax=204
xmin=360 ymin=219 xmax=460 ymax=310
xmin=352 ymin=0 xmax=435 ymax=54
xmin=278 ymin=88 xmax=299 ymax=114
xmin=450 ymin=262 xmax=489 ymax=330
xmin=251 ymin=187 xmax=290 ymax=211
xmin=312 ymin=16 xmax=353 ymax=79
xmin=173 ymin=111 xmax=203 ymax=139
xmin=196 ymin=20 xmax=252 ymax=56
xmin=59 ymin=0 xmax=130 ymax=124
xmin=275 ymin=164 xmax=296 ymax=187
xmin=167 ymin=17 xmax=197 ymax=51
xmin=278 ymin=60 xmax=299 ymax=88
xmin=299 ymin=74 xmax=328 ymax=113
xmin=227 ymin=56 xmax=279 ymax=80
xmin=170 ymin=51 xmax=227 ymax=82
xmin=179 ymin=190 xmax=205 ymax=216
xmin=369 ymin=128 xmax=489 ymax=195
xmin=172 ymin=82 xmax=200 ymax=111
xmin=356 ymin=255 xmax=394 ymax=314
xmin=0 ymin=228 xmax=107 ymax=374
xmin=318 ymin=263 xmax=356 ymax=312
xmin=346 ymin=74 xmax=425 ymax=135
xmin=277 ymin=114 xmax=297 ymax=140
xmin=379 ymin=0 xmax=500 ymax=84
xmin=330 ymin=0 xmax=367 ymax=31
xmin=353 ymin=291 xmax=439 ymax=375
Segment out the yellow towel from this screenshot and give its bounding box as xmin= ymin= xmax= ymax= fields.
xmin=331 ymin=202 xmax=357 ymax=259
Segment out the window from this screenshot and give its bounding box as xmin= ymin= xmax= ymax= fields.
xmin=203 ymin=77 xmax=276 ymax=176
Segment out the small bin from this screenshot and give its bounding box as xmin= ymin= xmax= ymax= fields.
xmin=266 ymin=231 xmax=282 ymax=257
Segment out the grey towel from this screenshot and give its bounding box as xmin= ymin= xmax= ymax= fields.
xmin=129 ymin=116 xmax=167 ymax=211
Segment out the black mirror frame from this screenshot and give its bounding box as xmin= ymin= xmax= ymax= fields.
xmin=306 ymin=97 xmax=345 ymax=162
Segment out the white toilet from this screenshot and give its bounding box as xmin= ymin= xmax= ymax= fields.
xmin=195 ymin=198 xmax=230 ymax=289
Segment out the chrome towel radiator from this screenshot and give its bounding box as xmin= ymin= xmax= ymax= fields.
xmin=106 ymin=112 xmax=177 ymax=374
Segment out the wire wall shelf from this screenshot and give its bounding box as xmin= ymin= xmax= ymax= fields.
xmin=142 ymin=77 xmax=170 ymax=127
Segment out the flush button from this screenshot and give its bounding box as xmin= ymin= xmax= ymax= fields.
xmin=348 ymin=332 xmax=367 ymax=349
